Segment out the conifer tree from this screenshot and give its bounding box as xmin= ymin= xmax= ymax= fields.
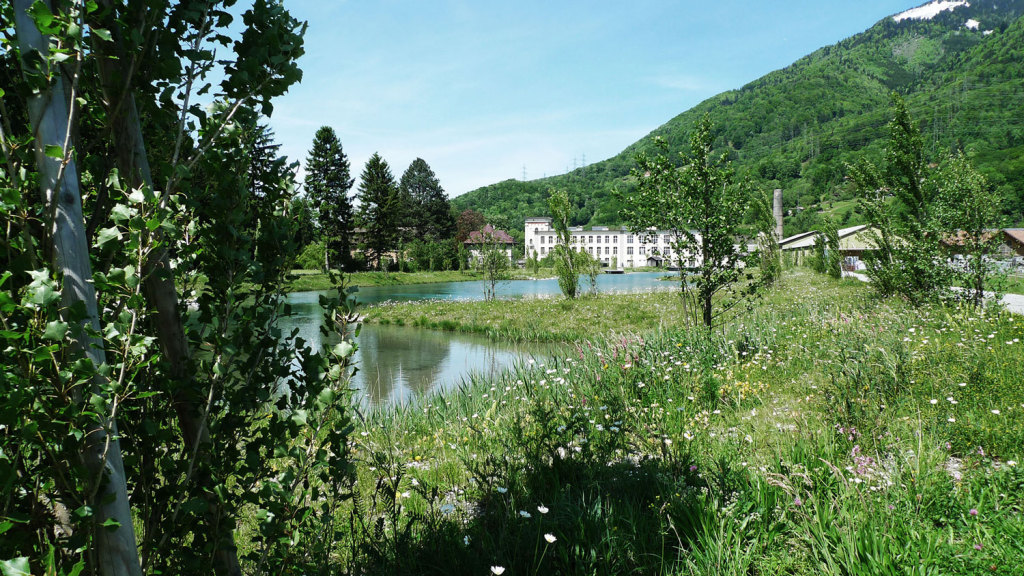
xmin=400 ymin=158 xmax=455 ymax=240
xmin=358 ymin=153 xmax=402 ymax=269
xmin=304 ymin=126 xmax=354 ymax=270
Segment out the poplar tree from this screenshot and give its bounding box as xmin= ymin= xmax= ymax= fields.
xmin=358 ymin=153 xmax=401 ymax=269
xmin=548 ymin=188 xmax=581 ymax=299
xmin=4 ymin=2 xmax=357 ymax=574
xmin=305 ymin=126 xmax=354 ymax=270
xmin=622 ymin=114 xmax=757 ymax=329
xmin=850 ymin=94 xmax=951 ymax=304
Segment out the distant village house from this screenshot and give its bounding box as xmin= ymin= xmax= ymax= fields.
xmin=465 ymin=224 xmax=515 ymax=264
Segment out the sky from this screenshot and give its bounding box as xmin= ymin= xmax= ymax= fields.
xmin=267 ymin=0 xmax=925 ymax=198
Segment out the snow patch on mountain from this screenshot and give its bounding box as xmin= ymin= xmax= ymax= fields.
xmin=893 ymin=1 xmax=970 ymax=22
xmin=965 ymin=18 xmax=981 ymax=29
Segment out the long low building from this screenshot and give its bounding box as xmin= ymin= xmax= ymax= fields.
xmin=524 ymin=217 xmax=702 ymax=269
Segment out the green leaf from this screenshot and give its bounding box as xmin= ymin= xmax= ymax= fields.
xmin=91 ymin=27 xmax=112 ymax=42
xmin=26 ymin=270 xmax=60 ymax=307
xmin=317 ymin=388 xmax=336 ymax=406
xmin=110 ymin=204 xmax=132 ymax=222
xmin=332 ymin=341 xmax=354 ymax=358
xmin=42 ymin=320 xmax=68 ymax=341
xmin=127 ymin=188 xmax=147 ymax=204
xmin=95 ymin=226 xmax=122 ymax=248
xmin=181 ymin=497 xmax=208 ymax=515
xmin=100 ymin=517 xmax=121 ymax=530
xmin=44 ymin=144 xmax=64 ymax=158
xmin=0 ymin=558 xmax=30 ymax=576
xmin=27 ymin=1 xmax=56 ymax=33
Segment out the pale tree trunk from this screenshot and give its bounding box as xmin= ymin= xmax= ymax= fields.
xmin=88 ymin=3 xmax=243 ymax=573
xmin=13 ymin=2 xmax=142 ymax=575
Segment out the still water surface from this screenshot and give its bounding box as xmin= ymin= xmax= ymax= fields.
xmin=282 ymin=272 xmax=673 ymax=408
xmin=350 ymin=271 xmax=673 ymax=305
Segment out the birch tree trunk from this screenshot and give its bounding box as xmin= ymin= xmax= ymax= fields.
xmin=13 ymin=2 xmax=142 ymax=575
xmin=88 ymin=3 xmax=243 ymax=573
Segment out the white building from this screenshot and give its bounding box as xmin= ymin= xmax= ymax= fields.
xmin=524 ymin=217 xmax=702 ymax=269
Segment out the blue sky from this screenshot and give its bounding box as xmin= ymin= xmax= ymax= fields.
xmin=268 ymin=0 xmax=924 ymax=198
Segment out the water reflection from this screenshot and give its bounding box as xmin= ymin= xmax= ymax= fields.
xmin=351 ymin=271 xmax=672 ymax=305
xmin=278 ymin=292 xmax=549 ymax=409
xmin=355 ymin=323 xmax=548 ymax=408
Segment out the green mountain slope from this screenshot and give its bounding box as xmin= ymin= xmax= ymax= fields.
xmin=453 ymin=0 xmax=1024 ymax=237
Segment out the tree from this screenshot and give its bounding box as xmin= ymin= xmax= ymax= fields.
xmin=821 ymin=214 xmax=842 ymax=279
xmin=246 ymin=121 xmax=292 ymax=204
xmin=475 ymin=231 xmax=511 ymax=301
xmin=3 ymin=2 xmax=357 ymax=574
xmin=290 ymin=195 xmax=318 ymax=248
xmin=548 ymin=189 xmax=581 ymax=299
xmin=11 ymin=5 xmax=140 ymax=573
xmin=809 ymin=214 xmax=841 ymax=278
xmin=936 ymin=152 xmax=1004 ymax=308
xmin=751 ymin=191 xmax=782 ymax=287
xmin=400 ymin=158 xmax=455 ymax=241
xmin=621 ymin=114 xmax=757 ymax=329
xmin=849 ymin=95 xmax=952 ymax=304
xmin=305 ymin=126 xmax=354 ymax=270
xmin=456 ymin=209 xmax=486 ymax=243
xmin=580 ymin=250 xmax=602 ymax=295
xmin=357 ymin=152 xmax=401 ymax=270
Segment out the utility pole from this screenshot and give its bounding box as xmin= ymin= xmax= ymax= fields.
xmin=522 ymin=165 xmax=527 ymax=181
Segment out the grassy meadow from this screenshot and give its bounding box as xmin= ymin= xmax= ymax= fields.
xmin=283 ymin=268 xmax=558 ymax=292
xmin=330 ymin=270 xmax=1023 ymax=575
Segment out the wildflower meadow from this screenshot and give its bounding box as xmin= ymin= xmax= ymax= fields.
xmin=325 ymin=270 xmax=1023 ymax=574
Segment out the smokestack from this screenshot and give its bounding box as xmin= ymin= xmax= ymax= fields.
xmin=773 ymin=188 xmax=784 ymax=241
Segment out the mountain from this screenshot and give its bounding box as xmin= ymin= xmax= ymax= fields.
xmin=452 ymin=0 xmax=1024 ymax=239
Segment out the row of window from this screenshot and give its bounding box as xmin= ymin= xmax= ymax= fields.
xmin=536 ymin=233 xmax=676 ymax=245
xmin=537 ymin=245 xmax=677 ymax=257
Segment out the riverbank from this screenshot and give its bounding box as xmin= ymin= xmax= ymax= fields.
xmin=361 ymin=273 xmax=864 ymax=343
xmin=284 ymin=268 xmax=558 ymax=292
xmin=305 ymin=269 xmax=1024 ymax=574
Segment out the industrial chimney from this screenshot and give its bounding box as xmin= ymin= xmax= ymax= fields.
xmin=773 ymin=188 xmax=784 ymax=240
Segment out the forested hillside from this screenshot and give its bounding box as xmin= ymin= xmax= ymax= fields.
xmin=454 ymin=0 xmax=1024 ymax=236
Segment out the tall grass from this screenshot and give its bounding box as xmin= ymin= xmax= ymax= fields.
xmin=329 ymin=270 xmax=1023 ymax=574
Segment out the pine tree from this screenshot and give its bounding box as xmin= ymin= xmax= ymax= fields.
xmin=304 ymin=126 xmax=354 ymax=270
xmin=400 ymin=158 xmax=455 ymax=240
xmin=246 ymin=121 xmax=290 ymax=203
xmin=358 ymin=153 xmax=402 ymax=269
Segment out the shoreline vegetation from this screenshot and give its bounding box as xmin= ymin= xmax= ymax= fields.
xmin=306 ymin=269 xmax=1024 ymax=573
xmin=284 ymin=268 xmax=556 ymax=292
xmin=283 ymin=266 xmax=667 ymax=292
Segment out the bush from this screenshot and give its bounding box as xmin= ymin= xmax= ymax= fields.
xmin=296 ymin=240 xmax=326 ymax=270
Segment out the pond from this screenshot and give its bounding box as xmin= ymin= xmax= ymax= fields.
xmin=281 ymin=272 xmax=675 ymax=409
xmin=349 ymin=271 xmax=675 ymax=305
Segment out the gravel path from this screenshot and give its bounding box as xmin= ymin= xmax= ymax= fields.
xmin=1001 ymin=293 xmax=1024 ymax=315
xmin=840 ymin=271 xmax=1024 ymax=315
